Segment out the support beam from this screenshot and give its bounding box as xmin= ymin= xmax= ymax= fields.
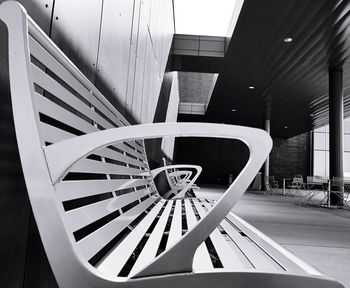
xmin=329 ymin=69 xmax=344 ymax=206
xmin=263 ymin=119 xmax=270 ymax=191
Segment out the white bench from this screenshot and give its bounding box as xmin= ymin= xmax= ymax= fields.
xmin=0 ymin=2 xmax=343 ymax=288
xmin=160 ymin=157 xmax=201 ymax=198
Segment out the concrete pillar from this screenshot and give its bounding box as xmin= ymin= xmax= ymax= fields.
xmin=263 ymin=119 xmax=270 ymax=190
xmin=329 ymin=69 xmax=344 ymax=206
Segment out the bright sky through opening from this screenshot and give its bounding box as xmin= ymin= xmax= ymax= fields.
xmin=174 ymin=0 xmax=242 ymax=36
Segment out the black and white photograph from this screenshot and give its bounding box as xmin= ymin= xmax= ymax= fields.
xmin=0 ymin=0 xmax=349 ymax=287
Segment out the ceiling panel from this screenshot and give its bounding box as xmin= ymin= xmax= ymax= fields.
xmin=205 ymin=0 xmax=350 ymax=138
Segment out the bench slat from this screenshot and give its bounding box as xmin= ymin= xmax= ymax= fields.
xmin=97 ymin=200 xmax=165 ymax=275
xmin=39 ymin=122 xmax=146 ymax=162
xmin=32 ymin=65 xmax=116 ymax=130
xmin=36 ymin=93 xmax=146 ymax=161
xmin=36 ymin=92 xmax=97 ymax=134
xmin=56 ymin=179 xmax=151 ymax=201
xmin=29 ymin=36 xmax=125 ymax=128
xmin=166 ymin=199 xmax=182 ymax=249
xmin=66 ymin=188 xmax=153 ymax=232
xmin=40 ymin=122 xmax=74 ymax=143
xmin=220 ymin=217 xmax=279 ymax=270
xmin=130 ymin=200 xmax=174 ymax=275
xmin=95 ymin=147 xmax=147 ymax=169
xmin=199 ymin=200 xmax=245 ymax=269
xmin=77 ymin=196 xmax=157 ymax=261
xmin=184 ymin=199 xmax=213 ymax=271
xmin=70 ymin=158 xmax=146 ymax=176
xmin=32 ymin=63 xmax=144 ymax=156
xmin=117 ymin=144 xmax=146 ymax=162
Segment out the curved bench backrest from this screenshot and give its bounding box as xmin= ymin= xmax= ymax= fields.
xmin=0 ymin=2 xmax=161 ymax=286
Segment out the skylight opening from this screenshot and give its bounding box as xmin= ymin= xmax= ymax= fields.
xmin=174 ymin=0 xmax=244 ymax=37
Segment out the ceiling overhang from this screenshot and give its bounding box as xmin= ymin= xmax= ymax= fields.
xmin=204 ymin=0 xmax=350 ymax=138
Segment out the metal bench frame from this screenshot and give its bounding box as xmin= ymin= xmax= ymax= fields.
xmin=160 ymin=157 xmax=201 ymax=198
xmin=0 ymin=1 xmax=343 ymax=288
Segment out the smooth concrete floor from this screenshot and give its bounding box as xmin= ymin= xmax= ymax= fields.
xmin=196 ymin=186 xmax=350 ymax=288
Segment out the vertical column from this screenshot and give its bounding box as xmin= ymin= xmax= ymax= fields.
xmin=329 ymin=69 xmax=344 ymax=206
xmin=263 ymin=119 xmax=270 ymax=191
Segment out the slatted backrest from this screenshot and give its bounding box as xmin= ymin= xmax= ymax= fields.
xmin=28 ymin=16 xmax=166 ymax=266
xmin=1 ymin=2 xmax=164 ymax=282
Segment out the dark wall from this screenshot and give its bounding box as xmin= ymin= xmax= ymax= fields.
xmin=175 ymin=115 xmax=311 ymax=186
xmin=270 ymin=132 xmax=311 ymax=185
xmin=174 ymin=133 xmax=311 ymax=186
xmin=174 ymin=137 xmax=249 ymax=185
xmin=175 ymin=114 xmax=250 ymax=185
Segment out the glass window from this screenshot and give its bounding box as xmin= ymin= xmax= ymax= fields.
xmin=314 ymin=150 xmax=327 ymax=178
xmin=314 ymin=132 xmax=326 ymax=150
xmin=344 ymin=119 xmax=350 ymax=134
xmin=345 ymin=135 xmax=350 ymax=152
xmin=344 ymin=152 xmax=350 ymax=174
xmin=325 ymin=124 xmax=329 ymax=133
xmin=314 ymin=126 xmax=326 ymax=133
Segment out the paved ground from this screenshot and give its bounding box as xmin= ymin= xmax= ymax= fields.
xmin=196 ymin=186 xmax=350 ymax=288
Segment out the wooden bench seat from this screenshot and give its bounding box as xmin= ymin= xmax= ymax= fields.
xmin=0 ymin=2 xmax=344 ymax=288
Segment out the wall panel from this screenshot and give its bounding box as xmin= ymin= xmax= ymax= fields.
xmin=131 ymin=0 xmax=150 ymax=122
xmin=158 ymin=0 xmax=174 ymax=77
xmin=125 ymin=0 xmax=141 ymax=122
xmin=125 ymin=0 xmax=174 ymax=123
xmin=148 ymin=0 xmax=161 ymax=63
xmin=141 ymin=37 xmax=157 ymax=122
xmin=50 ymin=0 xmax=103 ymax=82
xmin=95 ymin=0 xmax=135 ymax=113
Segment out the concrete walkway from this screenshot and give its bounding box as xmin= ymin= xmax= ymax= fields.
xmin=196 ymin=186 xmax=350 ymax=288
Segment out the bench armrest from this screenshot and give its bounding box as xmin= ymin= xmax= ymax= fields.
xmin=168 ymin=170 xmax=192 ymax=180
xmin=151 ymin=164 xmax=202 ymax=198
xmin=44 ymin=122 xmax=272 ymax=277
xmin=151 ymin=164 xmax=199 ymax=178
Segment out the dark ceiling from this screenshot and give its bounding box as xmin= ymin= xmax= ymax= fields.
xmin=204 ymin=0 xmax=350 ymax=138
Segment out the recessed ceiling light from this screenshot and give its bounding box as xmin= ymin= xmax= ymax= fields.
xmin=310 ymin=113 xmax=315 ymax=117
xmin=284 ymin=126 xmax=288 ymax=129
xmin=248 ymin=86 xmax=255 ymax=89
xmin=231 ymin=109 xmax=237 ymax=112
xmin=284 ymin=37 xmax=293 ymax=43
